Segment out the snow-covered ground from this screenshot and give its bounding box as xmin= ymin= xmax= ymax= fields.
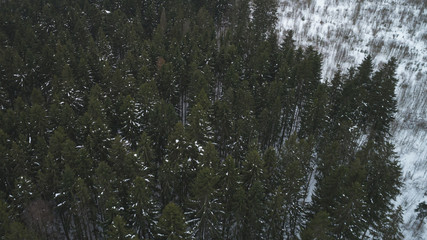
xmin=277 ymin=0 xmax=427 ymax=238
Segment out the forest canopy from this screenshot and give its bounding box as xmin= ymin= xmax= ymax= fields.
xmin=0 ymin=0 xmax=402 ymax=239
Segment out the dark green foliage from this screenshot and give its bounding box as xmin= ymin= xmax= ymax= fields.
xmin=357 ymin=140 xmax=402 ymax=235
xmin=159 ymin=122 xmax=197 ymax=205
xmin=5 ymin=221 xmax=37 ymax=240
xmin=416 ymin=202 xmax=427 ymax=221
xmin=129 ymin=176 xmax=156 ymax=239
xmin=157 ymin=202 xmax=189 ymax=240
xmin=0 ymin=1 xmax=401 ymax=239
xmin=107 ymin=215 xmax=139 ymax=240
xmin=188 ymin=167 xmax=221 ymax=239
xmin=374 ymin=206 xmax=404 ymax=240
xmin=279 ymin=134 xmax=314 ymax=238
xmin=301 ymin=211 xmax=333 ymax=240
xmin=366 ymin=58 xmax=398 ymax=140
xmin=217 ymin=156 xmax=240 ymax=239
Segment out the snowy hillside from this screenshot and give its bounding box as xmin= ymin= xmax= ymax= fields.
xmin=276 ymin=0 xmax=427 ymax=238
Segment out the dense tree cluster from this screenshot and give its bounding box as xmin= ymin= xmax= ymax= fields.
xmin=0 ymin=0 xmax=402 ymax=239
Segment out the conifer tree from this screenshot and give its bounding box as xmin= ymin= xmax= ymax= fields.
xmin=157 ymin=202 xmax=189 ymax=240
xmin=230 ymin=186 xmax=247 ymax=239
xmin=366 ymin=58 xmax=398 ymax=140
xmin=356 ymin=140 xmax=401 ymax=235
xmin=299 ymin=83 xmax=329 ymax=141
xmin=0 ymin=130 xmax=10 ymax=194
xmin=159 ymin=122 xmax=197 ymax=205
xmin=200 ymin=142 xmax=220 ymax=170
xmin=279 ymin=134 xmax=314 ymax=238
xmin=188 ymin=167 xmax=221 ymax=240
xmin=241 ymin=149 xmax=264 ymax=189
xmin=157 ymin=62 xmax=178 ymax=106
xmin=94 ymin=162 xmax=120 ymax=236
xmin=109 ymin=136 xmax=137 ymax=181
xmin=348 ymin=55 xmax=374 ymax=128
xmin=217 ymin=156 xmax=240 ymax=239
xmin=28 ymin=94 xmax=47 ymax=141
xmin=0 ymin=198 xmax=10 ymax=238
xmin=229 ymin=0 xmax=251 ymax=52
xmin=107 ymin=215 xmax=139 ymax=240
xmin=135 ymin=132 xmax=156 ymax=178
xmin=211 ymin=99 xmax=233 ymax=157
xmin=72 ymin=177 xmax=93 ymax=240
xmin=242 ymin=180 xmax=266 ymax=239
xmin=56 ymin=164 xmax=75 ymax=239
xmin=148 ymin=100 xmax=178 ymax=158
xmin=119 ymin=95 xmax=142 ymax=147
xmin=7 ymin=139 xmax=30 ymax=193
xmin=300 ymin=211 xmax=333 ymax=240
xmin=326 ymin=70 xmax=344 ymax=130
xmin=264 ymin=187 xmax=286 ymax=239
xmin=136 ymin=81 xmax=160 ymax=129
xmin=187 ymin=99 xmax=212 ymax=146
xmin=10 ymin=175 xmax=36 ymax=217
xmin=129 ymin=176 xmax=156 ymax=240
xmin=373 ymin=206 xmax=404 ymax=240
xmin=262 ymin=145 xmax=282 ymax=233
xmin=48 ymin=100 xmax=77 ymax=139
xmin=38 ymin=127 xmax=72 ymax=198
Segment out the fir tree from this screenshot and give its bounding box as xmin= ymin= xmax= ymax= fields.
xmin=157 ymin=202 xmax=189 ymax=240
xmin=129 ymin=176 xmax=156 ymax=239
xmin=107 ymin=215 xmax=139 ymax=240
xmin=300 ymin=211 xmax=333 ymax=240
xmin=94 ymin=162 xmax=120 ymax=236
xmin=72 ymin=177 xmax=93 ymax=240
xmin=217 ymin=156 xmax=240 ymax=239
xmin=357 ymin=140 xmax=402 ymax=235
xmin=366 ymin=58 xmax=398 ymax=140
xmin=188 ymin=167 xmax=221 ymax=240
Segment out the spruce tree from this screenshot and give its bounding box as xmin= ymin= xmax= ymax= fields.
xmin=366 ymin=58 xmax=398 ymax=140
xmin=300 ymin=211 xmax=333 ymax=240
xmin=157 ymin=202 xmax=189 ymax=240
xmin=129 ymin=176 xmax=156 ymax=240
xmin=148 ymin=100 xmax=178 ymax=158
xmin=217 ymin=156 xmax=240 ymax=239
xmin=356 ymin=140 xmax=402 ymax=235
xmin=72 ymin=177 xmax=93 ymax=240
xmin=279 ymin=135 xmax=313 ymax=238
xmin=107 ymin=215 xmax=139 ymax=240
xmin=119 ymin=95 xmax=142 ymax=147
xmin=56 ymin=164 xmax=75 ymax=240
xmin=187 ymin=101 xmax=212 ymax=146
xmin=188 ymin=167 xmax=221 ymax=240
xmin=159 ymin=122 xmax=196 ymax=205
xmin=94 ymin=162 xmax=120 ymax=236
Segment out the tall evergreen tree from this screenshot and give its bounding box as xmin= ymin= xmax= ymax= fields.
xmin=279 ymin=134 xmax=314 ymax=238
xmin=157 ymin=202 xmax=189 ymax=240
xmin=107 ymin=215 xmax=139 ymax=240
xmin=159 ymin=122 xmax=197 ymax=205
xmin=188 ymin=167 xmax=221 ymax=240
xmin=357 ymin=140 xmax=401 ymax=236
xmin=217 ymin=156 xmax=240 ymax=239
xmin=366 ymin=58 xmax=398 ymax=140
xmin=129 ymin=176 xmax=156 ymax=240
xmin=93 ymin=162 xmax=120 ymax=237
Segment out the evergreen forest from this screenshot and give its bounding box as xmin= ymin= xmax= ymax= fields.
xmin=0 ymin=0 xmax=403 ymax=239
